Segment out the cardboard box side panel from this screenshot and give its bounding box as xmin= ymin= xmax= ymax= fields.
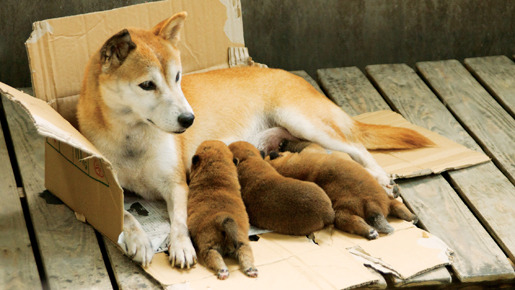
xmin=26 ymin=0 xmax=245 ymax=114
xmin=45 ymin=140 xmax=123 ymax=243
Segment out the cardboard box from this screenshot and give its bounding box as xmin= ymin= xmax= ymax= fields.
xmin=0 ymin=0 xmax=488 ymax=287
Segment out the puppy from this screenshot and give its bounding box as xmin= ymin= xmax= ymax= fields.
xmin=187 ymin=140 xmax=257 ymax=279
xmin=268 ymin=141 xmax=417 ymax=239
xmin=228 ymin=141 xmax=334 ymax=236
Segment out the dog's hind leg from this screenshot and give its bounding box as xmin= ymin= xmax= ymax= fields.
xmin=334 ymin=209 xmax=379 ymax=239
xmin=235 ymin=243 xmax=258 ymax=278
xmin=365 ymin=201 xmax=394 ymax=234
xmin=389 ymin=198 xmax=418 ymax=224
xmin=201 ymin=248 xmax=230 ymax=280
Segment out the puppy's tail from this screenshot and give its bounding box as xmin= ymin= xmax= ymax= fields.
xmin=216 ymin=215 xmax=240 ymax=249
xmin=352 ymin=121 xmax=435 ymax=150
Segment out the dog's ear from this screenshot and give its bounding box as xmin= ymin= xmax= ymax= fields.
xmin=259 ymin=151 xmax=266 ymax=159
xmin=269 ymin=151 xmax=281 ymax=160
xmin=153 ymin=12 xmax=187 ymax=46
xmin=233 ymin=158 xmax=239 ymax=166
xmin=100 ymin=29 xmax=136 ymax=69
xmin=191 ymin=155 xmax=200 ymax=167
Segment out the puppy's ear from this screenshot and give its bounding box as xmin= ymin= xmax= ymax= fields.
xmin=100 ymin=29 xmax=136 ymax=70
xmin=153 ymin=12 xmax=187 ymax=46
xmin=191 ymin=155 xmax=200 ymax=167
xmin=269 ymin=151 xmax=281 ymax=160
xmin=233 ymin=158 xmax=239 ymax=166
xmin=259 ymin=151 xmax=265 ymax=159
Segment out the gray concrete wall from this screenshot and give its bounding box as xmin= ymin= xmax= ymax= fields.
xmin=1 ymin=0 xmax=514 ymax=87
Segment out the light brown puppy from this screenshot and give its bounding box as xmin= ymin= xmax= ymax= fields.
xmin=187 ymin=140 xmax=257 ymax=280
xmin=268 ymin=141 xmax=417 ymax=239
xmin=228 ymin=141 xmax=334 ymax=236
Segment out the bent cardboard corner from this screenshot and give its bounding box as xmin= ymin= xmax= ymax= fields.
xmin=1 ymin=0 xmax=487 ymax=287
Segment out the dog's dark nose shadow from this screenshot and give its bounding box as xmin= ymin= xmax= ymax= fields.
xmin=249 ymin=235 xmax=260 ymax=242
xmin=39 ymin=190 xmax=64 ymax=205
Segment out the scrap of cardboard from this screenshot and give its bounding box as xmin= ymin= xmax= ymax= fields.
xmin=354 ymin=110 xmax=490 ymax=178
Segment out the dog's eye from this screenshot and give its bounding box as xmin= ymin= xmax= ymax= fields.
xmin=138 ymin=81 xmax=156 ymax=91
xmin=175 ymin=71 xmax=181 ymax=83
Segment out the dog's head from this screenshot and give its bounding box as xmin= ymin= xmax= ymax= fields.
xmin=228 ymin=141 xmax=265 ymax=163
xmin=190 ymin=140 xmax=238 ymax=179
xmin=97 ymin=12 xmax=194 ymax=134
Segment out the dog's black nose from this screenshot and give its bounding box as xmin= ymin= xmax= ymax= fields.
xmin=178 ymin=113 xmax=195 ymax=128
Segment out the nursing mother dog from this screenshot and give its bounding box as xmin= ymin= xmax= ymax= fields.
xmin=77 ymin=12 xmax=433 ymax=268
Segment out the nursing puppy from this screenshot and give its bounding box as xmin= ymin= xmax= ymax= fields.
xmin=228 ymin=141 xmax=334 ymax=236
xmin=268 ymin=141 xmax=417 ymax=239
xmin=77 ymin=12 xmax=433 ymax=267
xmin=187 ymin=140 xmax=257 ymax=279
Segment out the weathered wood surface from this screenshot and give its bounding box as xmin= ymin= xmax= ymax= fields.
xmin=416 ymin=60 xmax=515 ymax=184
xmin=316 ymin=67 xmax=452 ymax=287
xmin=1 ymin=96 xmax=112 ymax=289
xmin=366 ymin=63 xmax=515 ymax=282
xmin=464 ymin=55 xmax=515 ymax=117
xmin=0 ymin=99 xmax=41 ymax=289
xmin=416 ymin=60 xmax=515 ymax=264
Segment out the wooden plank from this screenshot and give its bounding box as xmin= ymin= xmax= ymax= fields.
xmin=464 ymin=55 xmax=515 ymax=117
xmin=366 ymin=63 xmax=515 ymax=282
xmin=317 ymin=67 xmax=452 ymax=287
xmin=416 ymin=60 xmax=515 ymax=184
xmin=1 ymin=97 xmax=112 ymax=289
xmin=416 ymin=60 xmax=515 ymax=264
xmin=0 ymin=99 xmax=41 ymax=289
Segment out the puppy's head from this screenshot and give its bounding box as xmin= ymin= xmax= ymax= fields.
xmin=228 ymin=141 xmax=264 ymax=163
xmin=96 ymin=12 xmax=195 ymax=134
xmin=190 ymin=140 xmax=237 ymax=179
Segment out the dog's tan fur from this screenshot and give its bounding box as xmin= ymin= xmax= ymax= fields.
xmin=267 ymin=142 xmax=417 ymax=239
xmin=77 ymin=12 xmax=432 ymax=267
xmin=229 ymin=141 xmax=334 ymax=235
xmin=187 ymin=140 xmax=257 ymax=279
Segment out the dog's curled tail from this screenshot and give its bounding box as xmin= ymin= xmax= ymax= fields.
xmin=352 ymin=121 xmax=435 ymax=150
xmin=216 ymin=215 xmax=240 ymax=249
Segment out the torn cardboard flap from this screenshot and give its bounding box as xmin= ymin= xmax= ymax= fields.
xmin=354 ymin=110 xmax=491 ymax=178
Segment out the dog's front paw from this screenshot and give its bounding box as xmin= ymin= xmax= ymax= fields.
xmin=119 ymin=223 xmax=154 ymax=267
xmin=169 ymin=235 xmax=197 ymax=269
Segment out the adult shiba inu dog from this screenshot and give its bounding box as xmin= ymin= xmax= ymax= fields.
xmin=77 ymin=12 xmax=433 ymax=268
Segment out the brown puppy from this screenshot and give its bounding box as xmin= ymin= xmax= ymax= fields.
xmin=268 ymin=141 xmax=417 ymax=239
xmin=228 ymin=141 xmax=334 ymax=236
xmin=187 ymin=140 xmax=257 ymax=280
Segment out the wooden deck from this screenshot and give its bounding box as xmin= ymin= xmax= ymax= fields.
xmin=1 ymin=55 xmax=514 ymax=289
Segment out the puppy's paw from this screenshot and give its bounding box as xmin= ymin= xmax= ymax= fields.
xmin=169 ymin=235 xmax=197 ymax=269
xmin=367 ymin=168 xmax=399 ymax=198
xmin=119 ymin=224 xmax=154 ymax=267
xmin=217 ymin=268 xmax=229 ymax=280
xmin=244 ymin=267 xmax=258 ymax=278
xmin=366 ymin=229 xmax=379 ymax=240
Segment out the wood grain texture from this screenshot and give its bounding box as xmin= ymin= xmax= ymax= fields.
xmin=316 ymin=67 xmax=452 ymax=286
xmin=103 ymin=239 xmax=161 ymax=290
xmin=2 ymin=97 xmax=112 ymax=289
xmin=366 ymin=63 xmax=515 ymax=282
xmin=317 ymin=67 xmax=391 ymax=116
xmin=416 ymin=60 xmax=515 ymax=184
xmin=464 ymin=55 xmax=515 ymax=117
xmin=415 ymin=60 xmax=515 ymax=264
xmin=0 ymin=97 xmax=41 ymax=289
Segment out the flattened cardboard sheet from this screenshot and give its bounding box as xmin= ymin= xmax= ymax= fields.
xmin=354 ymin=110 xmax=490 ymax=178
